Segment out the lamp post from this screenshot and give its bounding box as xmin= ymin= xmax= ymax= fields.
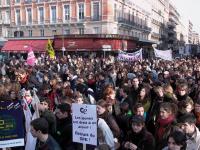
xmin=62 ymin=23 xmax=65 ymax=57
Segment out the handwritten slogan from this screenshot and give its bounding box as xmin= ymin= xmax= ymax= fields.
xmin=72 ymin=104 xmax=97 ymax=146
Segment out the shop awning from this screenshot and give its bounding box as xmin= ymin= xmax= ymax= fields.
xmin=1 ymin=39 xmax=48 ymax=53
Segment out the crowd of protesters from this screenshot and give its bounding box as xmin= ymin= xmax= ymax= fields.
xmin=2 ymin=54 xmax=200 ymax=150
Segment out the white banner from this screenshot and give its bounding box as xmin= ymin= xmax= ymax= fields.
xmin=154 ymin=48 xmax=173 ymax=61
xmin=117 ymin=49 xmax=143 ymax=61
xmin=0 ymin=139 xmax=24 ymax=148
xmin=72 ymin=104 xmax=97 ymax=146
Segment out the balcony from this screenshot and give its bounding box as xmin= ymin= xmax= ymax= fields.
xmin=91 ymin=15 xmax=101 ymax=21
xmin=118 ymin=18 xmax=151 ymax=32
xmin=168 ymin=30 xmax=176 ymax=35
xmin=168 ymin=22 xmax=176 ymax=28
xmin=151 ymin=32 xmax=160 ymax=38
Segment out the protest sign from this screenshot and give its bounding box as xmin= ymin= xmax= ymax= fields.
xmin=154 ymin=48 xmax=173 ymax=61
xmin=117 ymin=49 xmax=143 ymax=61
xmin=0 ymin=101 xmax=24 ymax=148
xmin=72 ymin=103 xmax=97 ymax=146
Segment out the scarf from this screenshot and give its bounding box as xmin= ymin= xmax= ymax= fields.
xmin=156 ymin=115 xmax=175 ymax=140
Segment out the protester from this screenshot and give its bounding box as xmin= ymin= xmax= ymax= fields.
xmin=178 ymin=113 xmax=200 ymax=150
xmin=162 ymin=130 xmax=187 ymax=150
xmin=30 ymin=118 xmax=61 ymax=150
xmin=4 ymin=54 xmax=200 ymax=150
xmin=122 ymin=115 xmax=155 ymax=150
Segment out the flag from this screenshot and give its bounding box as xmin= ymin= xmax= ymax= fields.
xmin=154 ymin=48 xmax=173 ymax=61
xmin=22 ymin=89 xmax=40 ymax=150
xmin=26 ymin=48 xmax=36 ymax=66
xmin=46 ymin=39 xmax=55 ymax=59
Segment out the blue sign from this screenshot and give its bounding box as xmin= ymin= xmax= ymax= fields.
xmin=0 ymin=100 xmax=24 ymax=148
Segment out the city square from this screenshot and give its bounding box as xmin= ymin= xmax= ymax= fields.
xmin=0 ymin=0 xmax=200 ymax=150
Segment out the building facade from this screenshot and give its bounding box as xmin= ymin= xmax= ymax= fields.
xmin=0 ymin=0 xmax=11 ymax=37
xmin=168 ymin=2 xmax=180 ymax=50
xmin=188 ymin=20 xmax=193 ymax=44
xmin=9 ymin=0 xmax=152 ymax=40
xmin=192 ymin=31 xmax=199 ymax=45
xmin=149 ymin=0 xmax=169 ymax=48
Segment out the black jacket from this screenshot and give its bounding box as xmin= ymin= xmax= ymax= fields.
xmin=122 ymin=128 xmax=155 ymax=150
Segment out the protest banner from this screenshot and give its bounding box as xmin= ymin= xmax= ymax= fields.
xmin=72 ymin=103 xmax=97 ymax=146
xmin=154 ymin=48 xmax=173 ymax=61
xmin=0 ymin=101 xmax=24 ymax=148
xmin=117 ymin=49 xmax=143 ymax=61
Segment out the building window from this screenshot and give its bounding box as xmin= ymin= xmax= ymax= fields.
xmin=38 ymin=7 xmax=44 ymax=24
xmin=64 ymin=5 xmax=70 ymax=21
xmin=78 ymin=3 xmax=84 ymax=20
xmin=51 ymin=6 xmax=56 ymax=23
xmin=6 ymin=0 xmax=10 ymax=5
xmin=26 ymin=8 xmax=32 ymax=25
xmin=5 ymin=10 xmax=10 ymax=24
xmin=114 ymin=4 xmax=117 ymax=21
xmin=15 ymin=0 xmax=20 ymax=3
xmin=52 ymin=30 xmax=57 ymax=35
xmin=64 ymin=29 xmax=70 ymax=35
xmin=15 ymin=9 xmax=21 ymax=25
xmin=94 ymin=27 xmax=100 ymax=34
xmin=92 ymin=2 xmax=100 ymax=21
xmin=28 ymin=30 xmax=32 ymax=37
xmin=40 ymin=29 xmax=44 ymax=36
xmin=79 ymin=28 xmax=84 ymax=35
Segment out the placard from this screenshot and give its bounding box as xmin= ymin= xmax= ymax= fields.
xmin=72 ymin=104 xmax=97 ymax=146
xmin=0 ymin=101 xmax=24 ymax=148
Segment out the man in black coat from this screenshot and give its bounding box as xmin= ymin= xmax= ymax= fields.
xmin=55 ymin=103 xmax=77 ymax=150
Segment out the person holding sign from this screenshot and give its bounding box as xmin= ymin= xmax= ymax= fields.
xmin=55 ymin=103 xmax=77 ymax=150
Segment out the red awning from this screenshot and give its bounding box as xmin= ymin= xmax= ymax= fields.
xmin=1 ymin=40 xmax=48 ymax=53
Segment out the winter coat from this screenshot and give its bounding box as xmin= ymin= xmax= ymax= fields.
xmin=99 ymin=111 xmax=121 ymax=138
xmin=122 ymin=128 xmax=155 ymax=150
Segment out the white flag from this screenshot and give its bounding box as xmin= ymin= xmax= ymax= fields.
xmin=154 ymin=48 xmax=173 ymax=61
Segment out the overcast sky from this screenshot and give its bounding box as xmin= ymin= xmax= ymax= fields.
xmin=171 ymin=0 xmax=200 ymax=33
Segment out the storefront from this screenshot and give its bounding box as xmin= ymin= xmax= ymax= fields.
xmin=1 ymin=38 xmax=50 ymax=53
xmin=53 ymin=34 xmax=138 ymax=53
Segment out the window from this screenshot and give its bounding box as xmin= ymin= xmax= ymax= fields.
xmin=51 ymin=6 xmax=56 ymax=23
xmin=40 ymin=29 xmax=44 ymax=36
xmin=28 ymin=30 xmax=32 ymax=37
xmin=52 ymin=30 xmax=57 ymax=35
xmin=24 ymin=0 xmax=32 ymax=3
xmin=15 ymin=9 xmax=21 ymax=25
xmin=92 ymin=2 xmax=100 ymax=21
xmin=94 ymin=27 xmax=100 ymax=34
xmin=64 ymin=5 xmax=70 ymax=21
xmin=114 ymin=4 xmax=117 ymax=21
xmin=64 ymin=29 xmax=70 ymax=35
xmin=79 ymin=28 xmax=84 ymax=35
xmin=78 ymin=3 xmax=84 ymax=20
xmin=15 ymin=0 xmax=20 ymax=3
xmin=26 ymin=8 xmax=32 ymax=25
xmin=5 ymin=10 xmax=10 ymax=23
xmin=38 ymin=7 xmax=44 ymax=24
xmin=6 ymin=0 xmax=10 ymax=5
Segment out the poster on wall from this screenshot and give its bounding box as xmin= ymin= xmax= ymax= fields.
xmin=0 ymin=101 xmax=24 ymax=148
